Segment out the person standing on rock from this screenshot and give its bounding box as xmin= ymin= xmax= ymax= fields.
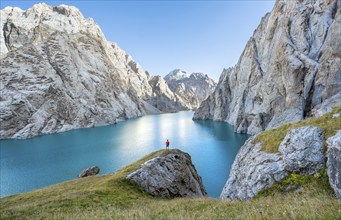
xmin=166 ymin=139 xmax=170 ymax=150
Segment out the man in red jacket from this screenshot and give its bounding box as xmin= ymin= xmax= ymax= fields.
xmin=165 ymin=139 xmax=170 ymax=150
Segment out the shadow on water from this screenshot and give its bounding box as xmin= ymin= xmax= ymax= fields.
xmin=193 ymin=119 xmax=243 ymax=141
xmin=0 ymin=111 xmax=250 ymax=198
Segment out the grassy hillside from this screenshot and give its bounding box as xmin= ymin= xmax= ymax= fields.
xmin=1 ymin=148 xmax=340 ymax=219
xmin=254 ymin=106 xmax=341 ymax=153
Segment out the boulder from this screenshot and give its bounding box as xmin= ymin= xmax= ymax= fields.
xmin=126 ymin=149 xmax=207 ymax=198
xmin=279 ymin=126 xmax=325 ymax=174
xmin=327 ymin=130 xmax=341 ymax=198
xmin=221 ymin=126 xmax=325 ymax=200
xmin=78 ymin=166 xmax=100 ymax=178
xmin=220 ymin=139 xmax=287 ymax=200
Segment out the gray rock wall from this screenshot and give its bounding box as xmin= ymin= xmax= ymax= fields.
xmin=221 ymin=126 xmax=325 ymax=200
xmin=194 ymin=0 xmax=341 ymax=134
xmin=0 ymin=4 xmax=159 ymax=139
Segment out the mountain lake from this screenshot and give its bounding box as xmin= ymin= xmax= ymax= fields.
xmin=0 ymin=111 xmax=249 ymax=198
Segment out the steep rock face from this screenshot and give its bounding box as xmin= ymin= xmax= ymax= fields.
xmin=327 ymin=130 xmax=341 ymax=198
xmin=165 ymin=69 xmax=216 ymax=110
xmin=220 ymin=138 xmax=287 ymax=200
xmin=221 ymin=126 xmax=325 ymax=200
xmin=147 ymin=76 xmax=188 ymax=113
xmin=194 ymin=0 xmax=341 ymax=134
xmin=126 ymin=149 xmax=207 ymax=198
xmin=0 ymin=4 xmax=163 ymax=139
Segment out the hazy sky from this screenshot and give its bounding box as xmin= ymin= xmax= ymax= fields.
xmin=1 ymin=0 xmax=275 ymax=81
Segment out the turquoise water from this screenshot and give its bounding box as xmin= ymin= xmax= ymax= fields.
xmin=0 ymin=111 xmax=249 ymax=198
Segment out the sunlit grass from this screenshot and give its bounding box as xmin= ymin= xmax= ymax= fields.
xmin=254 ymin=106 xmax=341 ymax=153
xmin=1 ymin=149 xmax=340 ymax=220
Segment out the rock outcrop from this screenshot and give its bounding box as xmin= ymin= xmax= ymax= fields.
xmin=194 ymin=0 xmax=341 ymax=134
xmin=221 ymin=126 xmax=325 ymax=200
xmin=327 ymin=130 xmax=341 ymax=198
xmin=165 ymin=69 xmax=216 ymax=110
xmin=78 ymin=166 xmax=100 ymax=178
xmin=279 ymin=126 xmax=325 ymax=174
xmin=126 ymin=149 xmax=207 ymax=198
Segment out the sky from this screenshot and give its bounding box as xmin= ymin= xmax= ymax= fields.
xmin=1 ymin=0 xmax=275 ymax=81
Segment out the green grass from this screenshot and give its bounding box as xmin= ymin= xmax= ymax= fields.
xmin=256 ymin=169 xmax=333 ymax=198
xmin=1 ymin=149 xmax=340 ymax=220
xmin=254 ymin=106 xmax=341 ymax=153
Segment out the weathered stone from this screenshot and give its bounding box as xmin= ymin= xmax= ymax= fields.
xmin=221 ymin=126 xmax=325 ymax=200
xmin=332 ymin=113 xmax=341 ymax=118
xmin=327 ymin=130 xmax=341 ymax=198
xmin=78 ymin=166 xmax=100 ymax=178
xmin=279 ymin=126 xmax=325 ymax=174
xmin=126 ymin=149 xmax=207 ymax=198
xmin=194 ymin=0 xmax=341 ymax=134
xmin=220 ymin=137 xmax=287 ymax=200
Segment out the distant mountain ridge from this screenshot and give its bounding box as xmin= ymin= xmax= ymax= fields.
xmin=164 ymin=69 xmax=217 ymax=110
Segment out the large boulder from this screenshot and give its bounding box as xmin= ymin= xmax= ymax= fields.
xmin=327 ymin=130 xmax=341 ymax=198
xmin=279 ymin=126 xmax=325 ymax=174
xmin=126 ymin=149 xmax=207 ymax=198
xmin=220 ymin=139 xmax=287 ymax=200
xmin=221 ymin=126 xmax=325 ymax=200
xmin=78 ymin=166 xmax=100 ymax=178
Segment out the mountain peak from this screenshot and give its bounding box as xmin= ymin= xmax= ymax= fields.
xmin=190 ymin=72 xmax=206 ymax=79
xmin=164 ymin=69 xmax=189 ymax=81
xmin=25 ymin=3 xmax=83 ymax=18
xmin=52 ymin=4 xmax=83 ymax=17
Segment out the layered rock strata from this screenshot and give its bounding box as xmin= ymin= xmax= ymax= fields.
xmin=0 ymin=4 xmax=160 ymax=139
xmin=194 ymin=0 xmax=341 ymax=134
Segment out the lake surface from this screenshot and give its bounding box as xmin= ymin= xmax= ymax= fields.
xmin=0 ymin=111 xmax=249 ymax=198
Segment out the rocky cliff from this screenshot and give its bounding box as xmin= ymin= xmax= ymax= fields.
xmin=194 ymin=0 xmax=341 ymax=134
xmin=0 ymin=4 xmax=214 ymax=139
xmin=221 ymin=126 xmax=325 ymax=200
xmin=0 ymin=4 xmax=163 ymax=139
xmin=126 ymin=149 xmax=207 ymax=198
xmin=165 ymin=69 xmax=216 ymax=110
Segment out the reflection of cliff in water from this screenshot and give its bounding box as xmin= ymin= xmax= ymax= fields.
xmin=193 ymin=120 xmax=250 ymax=141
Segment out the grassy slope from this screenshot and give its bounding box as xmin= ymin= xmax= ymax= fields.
xmin=1 ymin=109 xmax=341 ymax=219
xmin=254 ymin=106 xmax=341 ymax=153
